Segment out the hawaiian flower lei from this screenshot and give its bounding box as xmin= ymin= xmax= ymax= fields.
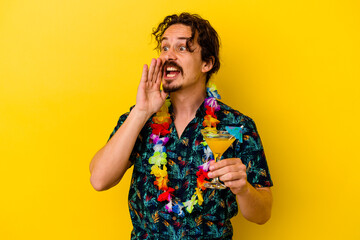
xmin=148 ymin=80 xmax=221 ymax=216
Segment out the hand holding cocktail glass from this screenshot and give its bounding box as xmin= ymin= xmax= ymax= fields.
xmin=201 ymin=129 xmax=236 ymax=189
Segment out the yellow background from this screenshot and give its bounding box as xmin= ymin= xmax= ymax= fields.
xmin=1 ymin=0 xmax=359 ymax=239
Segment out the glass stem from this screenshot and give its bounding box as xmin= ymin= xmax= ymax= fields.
xmin=213 ymin=153 xmax=222 ymax=183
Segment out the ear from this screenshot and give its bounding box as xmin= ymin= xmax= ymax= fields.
xmin=201 ymin=56 xmax=215 ymax=73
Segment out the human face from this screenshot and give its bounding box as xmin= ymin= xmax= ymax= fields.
xmin=159 ymin=24 xmax=209 ymax=93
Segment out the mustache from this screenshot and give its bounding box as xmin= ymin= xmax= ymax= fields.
xmin=162 ymin=61 xmax=183 ymax=75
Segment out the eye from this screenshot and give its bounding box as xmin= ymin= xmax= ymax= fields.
xmin=179 ymin=46 xmax=187 ymax=51
xmin=162 ymin=46 xmax=169 ymax=52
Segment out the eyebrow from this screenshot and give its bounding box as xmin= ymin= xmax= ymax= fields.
xmin=161 ymin=37 xmax=190 ymax=42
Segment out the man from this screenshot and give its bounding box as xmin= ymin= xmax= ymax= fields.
xmin=90 ymin=13 xmax=273 ymax=239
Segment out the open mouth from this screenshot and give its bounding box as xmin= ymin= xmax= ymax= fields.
xmin=165 ymin=66 xmax=180 ymax=78
xmin=163 ymin=62 xmax=183 ymax=79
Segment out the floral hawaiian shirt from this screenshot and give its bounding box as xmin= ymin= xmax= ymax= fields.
xmin=109 ymin=100 xmax=273 ymax=240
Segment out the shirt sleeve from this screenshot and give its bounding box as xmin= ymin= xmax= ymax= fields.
xmin=108 ymin=107 xmax=142 ymax=165
xmin=236 ymin=116 xmax=273 ymax=188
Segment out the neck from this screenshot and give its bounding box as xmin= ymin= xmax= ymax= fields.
xmin=170 ymin=86 xmax=207 ymax=120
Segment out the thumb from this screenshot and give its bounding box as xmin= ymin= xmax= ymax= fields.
xmin=161 ymin=90 xmax=168 ymax=100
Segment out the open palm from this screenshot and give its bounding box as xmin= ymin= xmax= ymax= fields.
xmin=136 ymin=58 xmax=168 ymax=115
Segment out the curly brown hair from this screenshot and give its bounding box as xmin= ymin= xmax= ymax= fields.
xmin=152 ymin=13 xmax=220 ymax=82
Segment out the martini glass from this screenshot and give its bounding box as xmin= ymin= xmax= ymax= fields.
xmin=201 ymin=129 xmax=236 ymax=189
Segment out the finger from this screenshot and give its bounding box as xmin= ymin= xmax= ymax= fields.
xmin=208 ymin=164 xmax=245 ymax=179
xmin=147 ymin=58 xmax=156 ymax=83
xmin=154 ymin=59 xmax=163 ymax=87
xmin=140 ymin=64 xmax=148 ymax=84
xmin=152 ymin=58 xmax=161 ymax=83
xmin=209 ymin=158 xmax=243 ymax=171
xmin=218 ymin=171 xmax=247 ymax=182
xmin=223 ymin=179 xmax=248 ymax=190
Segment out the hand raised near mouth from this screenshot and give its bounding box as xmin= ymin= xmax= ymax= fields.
xmin=134 ymin=58 xmax=168 ymax=116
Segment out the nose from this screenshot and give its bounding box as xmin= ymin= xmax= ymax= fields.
xmin=161 ymin=47 xmax=177 ymax=61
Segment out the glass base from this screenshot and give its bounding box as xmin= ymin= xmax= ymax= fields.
xmin=204 ymin=181 xmax=227 ymax=189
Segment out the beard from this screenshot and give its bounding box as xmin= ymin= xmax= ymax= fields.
xmin=162 ymin=82 xmax=182 ymax=93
